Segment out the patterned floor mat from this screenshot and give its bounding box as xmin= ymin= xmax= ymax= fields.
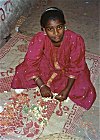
xmin=0 ymin=33 xmax=99 ymax=140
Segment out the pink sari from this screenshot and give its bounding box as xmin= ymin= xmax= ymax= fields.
xmin=11 ymin=30 xmax=96 ymax=110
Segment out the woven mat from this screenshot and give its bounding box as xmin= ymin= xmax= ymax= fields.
xmin=0 ymin=33 xmax=99 ymax=140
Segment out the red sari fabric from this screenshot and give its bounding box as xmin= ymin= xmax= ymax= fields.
xmin=11 ymin=30 xmax=96 ymax=110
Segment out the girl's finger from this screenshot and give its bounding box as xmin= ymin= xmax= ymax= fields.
xmin=49 ymin=92 xmax=53 ymax=98
xmin=55 ymin=95 xmax=63 ymax=100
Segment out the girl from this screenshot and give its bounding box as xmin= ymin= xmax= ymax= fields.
xmin=11 ymin=7 xmax=96 ymax=110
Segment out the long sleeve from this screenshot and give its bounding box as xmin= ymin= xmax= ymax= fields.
xmin=23 ymin=32 xmax=45 ymax=80
xmin=67 ymin=35 xmax=86 ymax=78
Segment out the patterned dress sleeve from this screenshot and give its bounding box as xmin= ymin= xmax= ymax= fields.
xmin=68 ymin=35 xmax=86 ymax=79
xmin=23 ymin=32 xmax=45 ymax=80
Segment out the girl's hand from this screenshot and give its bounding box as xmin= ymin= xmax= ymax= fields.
xmin=55 ymin=89 xmax=68 ymax=101
xmin=40 ymin=85 xmax=53 ymax=98
xmin=55 ymin=78 xmax=75 ymax=102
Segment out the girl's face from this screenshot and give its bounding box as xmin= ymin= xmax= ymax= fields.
xmin=44 ymin=19 xmax=65 ymax=47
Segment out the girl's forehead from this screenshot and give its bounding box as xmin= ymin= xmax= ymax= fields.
xmin=46 ymin=19 xmax=64 ymax=26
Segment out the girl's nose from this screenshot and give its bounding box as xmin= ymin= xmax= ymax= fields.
xmin=54 ymin=29 xmax=58 ymax=35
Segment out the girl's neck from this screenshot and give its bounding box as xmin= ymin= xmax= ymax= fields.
xmin=53 ymin=42 xmax=61 ymax=47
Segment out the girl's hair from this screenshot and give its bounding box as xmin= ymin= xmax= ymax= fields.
xmin=40 ymin=7 xmax=66 ymax=29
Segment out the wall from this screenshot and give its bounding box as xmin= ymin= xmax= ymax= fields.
xmin=0 ymin=0 xmax=37 ymax=48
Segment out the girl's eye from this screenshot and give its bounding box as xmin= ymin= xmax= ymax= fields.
xmin=47 ymin=28 xmax=53 ymax=31
xmin=57 ymin=25 xmax=63 ymax=29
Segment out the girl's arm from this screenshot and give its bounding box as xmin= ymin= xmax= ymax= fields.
xmin=55 ymin=77 xmax=75 ymax=101
xmin=34 ymin=77 xmax=53 ymax=98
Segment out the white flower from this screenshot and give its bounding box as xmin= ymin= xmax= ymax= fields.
xmin=15 ymin=89 xmax=24 ymax=93
xmin=4 ymin=91 xmax=7 ymax=93
xmin=0 ymin=106 xmax=4 ymax=113
xmin=65 ymin=97 xmax=70 ymax=103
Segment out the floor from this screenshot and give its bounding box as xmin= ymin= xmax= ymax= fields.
xmin=15 ymin=0 xmax=100 ymax=55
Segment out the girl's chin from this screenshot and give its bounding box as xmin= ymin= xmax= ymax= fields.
xmin=51 ymin=39 xmax=61 ymax=43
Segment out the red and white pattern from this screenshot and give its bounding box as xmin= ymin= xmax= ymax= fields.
xmin=63 ymin=104 xmax=85 ymax=134
xmin=0 ymin=76 xmax=13 ymax=93
xmin=0 ymin=33 xmax=99 ymax=140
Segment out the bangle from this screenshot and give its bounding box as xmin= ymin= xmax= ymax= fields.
xmin=34 ymin=77 xmax=39 ymax=82
xmin=40 ymin=84 xmax=46 ymax=90
xmin=68 ymin=75 xmax=76 ymax=79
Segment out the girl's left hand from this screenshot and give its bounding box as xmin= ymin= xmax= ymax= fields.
xmin=55 ymin=90 xmax=68 ymax=101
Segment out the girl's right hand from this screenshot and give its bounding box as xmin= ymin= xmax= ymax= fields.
xmin=40 ymin=85 xmax=53 ymax=98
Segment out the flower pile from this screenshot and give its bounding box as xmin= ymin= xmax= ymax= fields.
xmin=0 ymin=92 xmax=48 ymax=137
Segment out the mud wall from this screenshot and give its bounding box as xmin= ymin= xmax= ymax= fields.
xmin=0 ymin=0 xmax=37 ymax=48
